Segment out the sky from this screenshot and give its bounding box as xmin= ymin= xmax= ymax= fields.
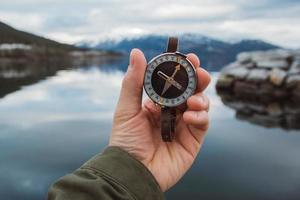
xmin=0 ymin=0 xmax=300 ymax=48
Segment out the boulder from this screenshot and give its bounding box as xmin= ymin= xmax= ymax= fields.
xmin=221 ymin=62 xmax=240 ymax=73
xmin=234 ymin=81 xmax=258 ymax=95
xmin=225 ymin=67 xmax=249 ymax=80
xmin=250 ymin=114 xmax=282 ymax=128
xmin=236 ymin=110 xmax=252 ymax=120
xmin=266 ymin=103 xmax=282 ymax=116
xmin=243 ymin=62 xmax=255 ymax=68
xmin=225 ymin=101 xmax=247 ymax=111
xmin=216 ymin=74 xmax=234 ymax=89
xmin=216 ymin=49 xmax=300 ymax=130
xmin=286 ymin=75 xmax=300 ymax=88
xmin=237 ymin=52 xmax=252 ymax=64
xmin=266 ymin=49 xmax=292 ymax=60
xmin=284 ymin=102 xmax=300 ymax=114
xmin=286 ymin=114 xmax=300 ymax=129
xmin=246 ymin=69 xmax=269 ymax=82
xmin=251 ymin=50 xmax=292 ymax=61
xmin=288 ymin=60 xmax=300 ymax=75
xmin=246 ymin=102 xmax=266 ymax=113
xmin=269 ymin=68 xmax=287 ymax=86
xmin=256 ymin=60 xmax=289 ymax=69
xmin=292 ymin=86 xmax=300 ymax=100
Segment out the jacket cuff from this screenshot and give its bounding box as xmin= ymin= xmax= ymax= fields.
xmin=81 ymin=146 xmax=164 ymax=200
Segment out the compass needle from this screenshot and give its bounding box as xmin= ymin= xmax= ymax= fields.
xmin=161 ymin=81 xmax=171 ymax=95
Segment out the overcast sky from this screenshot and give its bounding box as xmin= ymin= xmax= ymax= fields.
xmin=0 ymin=0 xmax=300 ymax=48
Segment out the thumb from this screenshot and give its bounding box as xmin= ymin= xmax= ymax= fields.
xmin=115 ymin=48 xmax=147 ymax=118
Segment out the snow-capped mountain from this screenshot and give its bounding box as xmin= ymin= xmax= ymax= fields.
xmin=77 ymin=34 xmax=280 ymax=71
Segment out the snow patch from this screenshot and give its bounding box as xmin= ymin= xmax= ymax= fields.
xmin=0 ymin=43 xmax=32 ymax=50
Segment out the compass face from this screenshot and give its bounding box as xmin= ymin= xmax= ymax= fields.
xmin=144 ymin=52 xmax=197 ymax=107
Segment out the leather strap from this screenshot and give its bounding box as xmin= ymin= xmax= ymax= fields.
xmin=161 ymin=107 xmax=176 ymax=142
xmin=161 ymin=37 xmax=178 ymax=142
xmin=166 ymin=37 xmax=178 ymax=52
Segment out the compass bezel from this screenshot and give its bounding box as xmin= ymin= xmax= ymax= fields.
xmin=143 ymin=52 xmax=197 ymax=107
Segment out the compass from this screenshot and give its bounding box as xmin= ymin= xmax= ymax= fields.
xmin=143 ymin=37 xmax=197 ymax=141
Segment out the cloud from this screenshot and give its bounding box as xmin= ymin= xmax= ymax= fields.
xmin=153 ymin=3 xmax=237 ymax=20
xmin=0 ymin=11 xmax=44 ymax=32
xmin=0 ymin=68 xmax=123 ymax=127
xmin=0 ymin=0 xmax=299 ymax=47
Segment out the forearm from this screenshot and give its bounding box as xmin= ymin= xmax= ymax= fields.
xmin=48 ymin=146 xmax=164 ymax=200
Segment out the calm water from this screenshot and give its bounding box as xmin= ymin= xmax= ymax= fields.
xmin=0 ymin=60 xmax=300 ymax=200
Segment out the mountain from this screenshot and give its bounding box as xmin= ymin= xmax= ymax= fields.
xmin=0 ymin=21 xmax=122 ymax=63
xmin=0 ymin=21 xmax=76 ymax=51
xmin=80 ymin=34 xmax=280 ymax=71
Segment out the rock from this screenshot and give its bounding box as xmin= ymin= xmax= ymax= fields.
xmin=258 ymin=82 xmax=274 ymax=95
xmin=251 ymin=50 xmax=292 ymax=62
xmin=216 ymin=92 xmax=233 ymax=101
xmin=256 ymin=60 xmax=289 ymax=69
xmin=250 ymin=113 xmax=282 ymax=128
xmin=236 ymin=110 xmax=252 ymax=120
xmin=226 ymin=67 xmax=249 ymax=79
xmin=246 ymin=69 xmax=269 ymax=82
xmin=292 ymin=86 xmax=300 ymax=100
xmin=285 ymin=114 xmax=300 ymax=129
xmin=288 ymin=60 xmax=300 ymax=75
xmin=216 ymin=49 xmax=300 ymax=130
xmin=225 ymin=101 xmax=247 ymax=111
xmin=237 ymin=52 xmax=252 ymax=64
xmin=221 ymin=62 xmax=240 ymax=73
xmin=246 ymin=102 xmax=266 ymax=113
xmin=268 ymin=49 xmax=293 ymax=60
xmin=292 ymin=50 xmax=300 ymax=59
xmin=272 ymin=89 xmax=289 ymax=99
xmin=284 ymin=102 xmax=300 ymax=114
xmin=234 ymin=81 xmax=258 ymax=95
xmin=286 ymin=75 xmax=300 ymax=88
xmin=266 ymin=103 xmax=282 ymax=116
xmin=269 ymin=68 xmax=287 ymax=86
xmin=216 ymin=74 xmax=234 ymax=89
xmin=243 ymin=62 xmax=255 ymax=68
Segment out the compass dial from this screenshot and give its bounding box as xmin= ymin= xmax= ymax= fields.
xmin=144 ymin=52 xmax=197 ymax=107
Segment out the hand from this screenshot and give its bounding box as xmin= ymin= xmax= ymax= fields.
xmin=109 ymin=49 xmax=211 ymax=192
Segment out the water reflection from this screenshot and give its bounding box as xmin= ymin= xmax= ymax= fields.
xmin=0 ymin=63 xmax=124 ymax=200
xmin=0 ymin=65 xmax=300 ymax=200
xmin=0 ymin=57 xmax=127 ymax=99
xmin=217 ymin=89 xmax=300 ymax=130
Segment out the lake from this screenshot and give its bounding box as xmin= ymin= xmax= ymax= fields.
xmin=0 ymin=59 xmax=299 ymax=200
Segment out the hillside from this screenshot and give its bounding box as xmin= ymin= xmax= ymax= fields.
xmin=0 ymin=21 xmax=75 ymax=51
xmin=0 ymin=21 xmax=122 ymax=63
xmin=80 ymin=34 xmax=280 ymax=71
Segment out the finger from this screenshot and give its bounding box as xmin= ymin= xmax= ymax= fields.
xmin=196 ymin=68 xmax=211 ymax=92
xmin=116 ymin=49 xmax=147 ymax=116
xmin=187 ymin=93 xmax=209 ymax=112
xmin=186 ymin=53 xmax=200 ymax=68
xmin=183 ymin=110 xmax=209 ymax=130
xmin=144 ymin=98 xmax=160 ymax=121
xmin=186 ymin=53 xmax=211 ymax=92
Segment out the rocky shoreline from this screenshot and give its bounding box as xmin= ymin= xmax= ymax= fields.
xmin=216 ymin=49 xmax=300 ymax=101
xmin=216 ymin=49 xmax=300 ymax=130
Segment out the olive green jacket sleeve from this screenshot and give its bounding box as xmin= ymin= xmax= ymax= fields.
xmin=48 ymin=146 xmax=164 ymax=200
